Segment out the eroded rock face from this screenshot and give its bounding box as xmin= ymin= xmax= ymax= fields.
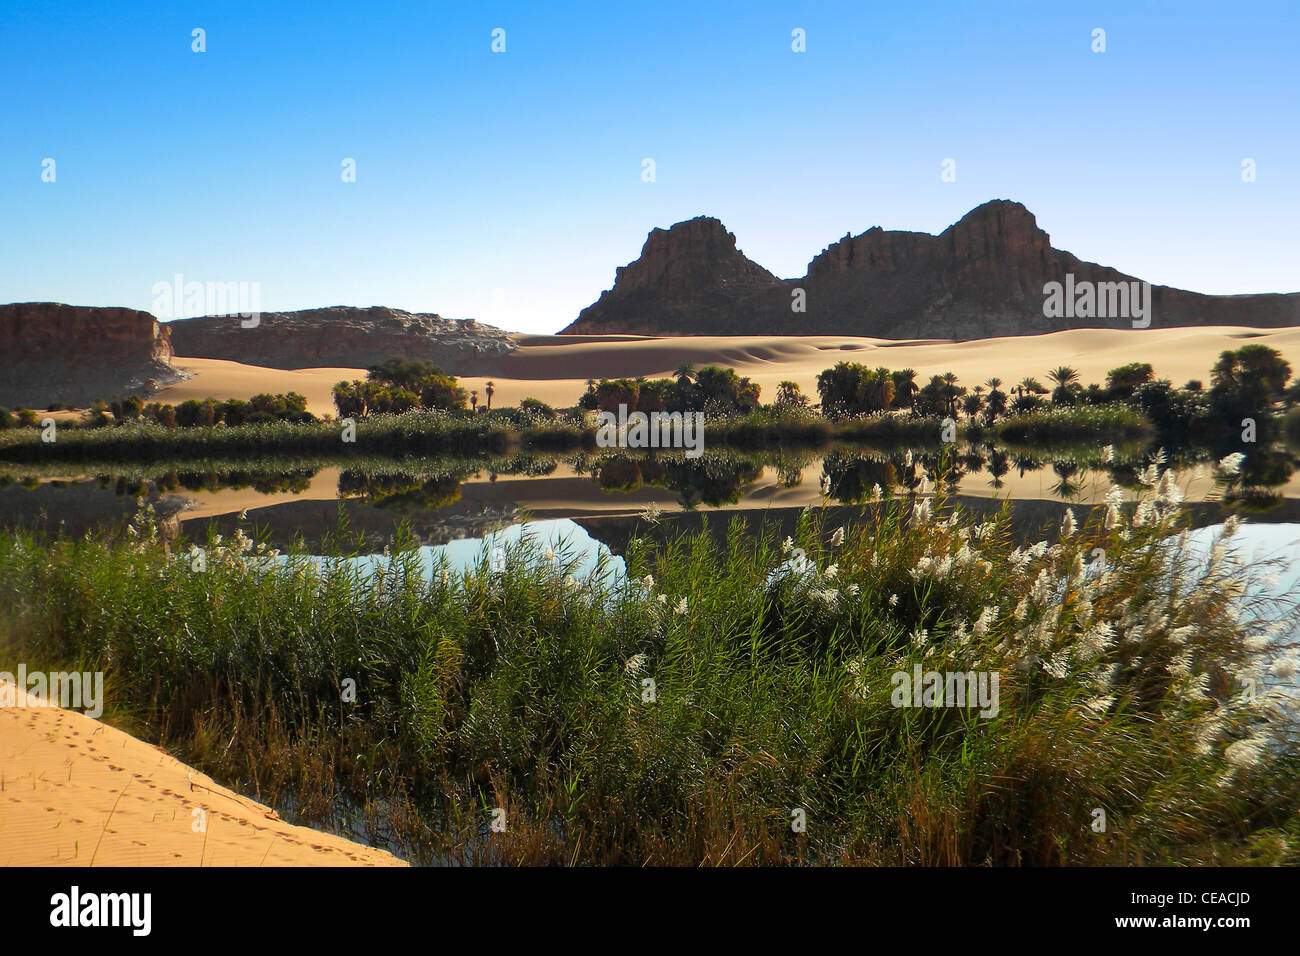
xmin=809 ymin=200 xmax=1054 ymax=285
xmin=561 ymin=200 xmax=1300 ymax=338
xmin=0 ymin=302 xmax=181 ymax=408
xmin=610 ymin=217 xmax=780 ymax=297
xmin=166 ymin=306 xmax=516 ymax=373
xmin=564 ymin=217 xmax=783 ymax=335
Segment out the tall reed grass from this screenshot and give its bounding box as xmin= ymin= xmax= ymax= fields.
xmin=0 ymin=403 xmax=1152 ymax=464
xmin=0 ymin=461 xmax=1295 ymax=865
xmin=983 ymin=404 xmax=1151 ymax=444
xmin=0 ymin=412 xmax=514 ymax=462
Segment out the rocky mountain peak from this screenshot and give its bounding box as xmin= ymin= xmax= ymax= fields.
xmin=613 ymin=216 xmax=780 ymax=295
xmin=562 ymin=200 xmax=1300 ymax=338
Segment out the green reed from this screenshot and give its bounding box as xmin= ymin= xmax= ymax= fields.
xmin=0 ymin=466 xmax=1296 ymax=865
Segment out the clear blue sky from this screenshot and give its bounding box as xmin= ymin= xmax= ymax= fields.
xmin=2 ymin=0 xmax=1297 ymax=333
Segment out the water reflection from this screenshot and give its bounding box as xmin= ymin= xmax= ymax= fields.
xmin=340 ymin=471 xmax=464 ymax=511
xmin=591 ymin=454 xmax=763 ymax=508
xmin=1 ymin=438 xmax=1298 ymax=542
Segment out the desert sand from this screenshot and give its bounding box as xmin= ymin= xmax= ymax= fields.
xmin=151 ymin=358 xmax=360 ymax=417
xmin=0 ymin=680 xmax=405 ymax=866
xmin=152 ymin=326 xmax=1300 ymax=418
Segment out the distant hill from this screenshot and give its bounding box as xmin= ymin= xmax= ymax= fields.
xmin=0 ymin=302 xmax=183 ymax=409
xmin=166 ymin=306 xmax=516 ymax=372
xmin=0 ymin=303 xmax=516 ymax=409
xmin=559 ymin=200 xmax=1300 ymax=338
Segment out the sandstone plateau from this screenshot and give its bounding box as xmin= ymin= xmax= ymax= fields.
xmin=1 ymin=304 xmax=518 ymax=409
xmin=166 ymin=306 xmax=516 ymax=372
xmin=0 ymin=302 xmax=183 ymax=409
xmin=560 ymin=200 xmax=1300 ymax=338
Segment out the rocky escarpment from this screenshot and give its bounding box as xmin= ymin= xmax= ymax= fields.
xmin=0 ymin=302 xmax=183 ymax=409
xmin=569 ymin=217 xmax=783 ymax=334
xmin=167 ymin=306 xmax=516 ymax=373
xmin=561 ymin=200 xmax=1300 ymax=338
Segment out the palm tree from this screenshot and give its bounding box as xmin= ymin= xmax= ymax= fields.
xmin=1047 ymin=366 xmax=1080 ymax=406
xmin=775 ymin=381 xmax=805 ymax=407
xmin=983 ymin=378 xmax=1008 ymax=421
xmin=891 ymin=368 xmax=919 ymax=409
xmin=1047 ymin=366 xmax=1079 ymax=387
xmin=941 ymin=371 xmax=961 ymax=417
xmin=471 ymin=390 xmax=479 ymax=412
xmin=484 ymin=381 xmax=495 ymax=410
xmin=674 ymin=364 xmax=695 ymax=387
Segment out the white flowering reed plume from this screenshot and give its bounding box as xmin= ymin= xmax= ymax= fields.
xmin=1217 ymin=453 xmax=1246 ymax=478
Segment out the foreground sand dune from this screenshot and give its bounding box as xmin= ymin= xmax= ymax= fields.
xmin=153 ymin=326 xmax=1300 ymax=417
xmin=0 ymin=681 xmax=405 ymax=866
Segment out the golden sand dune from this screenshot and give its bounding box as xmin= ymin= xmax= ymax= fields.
xmin=152 ymin=326 xmax=1300 ymax=418
xmin=0 ymin=681 xmax=405 ymax=866
xmin=152 ymin=358 xmax=361 ymax=419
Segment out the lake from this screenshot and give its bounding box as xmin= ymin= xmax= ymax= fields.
xmin=3 ymin=442 xmax=1299 ymax=556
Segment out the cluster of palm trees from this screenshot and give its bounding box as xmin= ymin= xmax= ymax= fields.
xmin=332 ymin=358 xmax=497 ymax=418
xmin=574 ymin=359 xmax=1094 ymax=423
xmin=579 ymin=365 xmax=761 ymax=414
xmin=843 ymin=365 xmax=1088 ymax=422
xmin=908 ymin=367 xmax=1082 ymax=421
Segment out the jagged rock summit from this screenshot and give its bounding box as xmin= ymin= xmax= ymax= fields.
xmin=566 ymin=217 xmax=781 ymax=335
xmin=166 ymin=305 xmax=516 ymax=372
xmin=561 ymin=200 xmax=1300 ymax=338
xmin=605 ymin=215 xmax=779 ymax=297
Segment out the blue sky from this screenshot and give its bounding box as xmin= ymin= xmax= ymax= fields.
xmin=2 ymin=0 xmax=1297 ymax=334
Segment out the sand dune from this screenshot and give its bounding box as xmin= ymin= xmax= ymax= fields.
xmin=152 ymin=358 xmax=360 ymax=418
xmin=155 ymin=326 xmax=1300 ymax=417
xmin=0 ymin=680 xmax=404 ymax=866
